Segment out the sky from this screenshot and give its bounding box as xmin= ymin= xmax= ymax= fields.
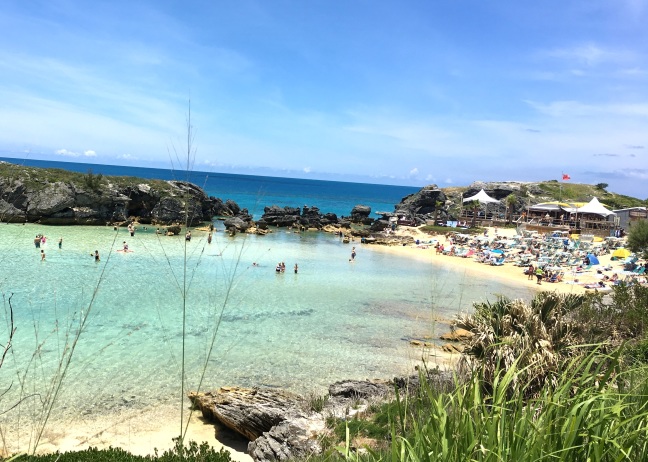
xmin=0 ymin=1 xmax=647 ymax=198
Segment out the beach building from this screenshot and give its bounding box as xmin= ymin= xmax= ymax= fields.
xmin=521 ymin=197 xmax=616 ymax=237
xmin=611 ymin=207 xmax=648 ymax=230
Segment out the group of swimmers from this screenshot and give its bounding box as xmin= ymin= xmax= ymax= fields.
xmin=275 ymin=262 xmax=298 ymax=274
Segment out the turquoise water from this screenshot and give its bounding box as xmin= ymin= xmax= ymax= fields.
xmin=0 ymin=222 xmax=534 ymax=447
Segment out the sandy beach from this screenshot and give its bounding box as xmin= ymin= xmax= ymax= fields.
xmin=367 ymin=225 xmax=621 ymax=297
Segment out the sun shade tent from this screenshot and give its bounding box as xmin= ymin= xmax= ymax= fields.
xmin=462 ymin=189 xmax=500 ymax=204
xmin=576 ymin=197 xmax=616 ymax=217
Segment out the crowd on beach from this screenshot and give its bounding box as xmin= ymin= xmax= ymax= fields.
xmin=409 ymin=227 xmax=647 ymax=292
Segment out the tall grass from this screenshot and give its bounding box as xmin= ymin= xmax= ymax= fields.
xmin=324 ymin=349 xmax=648 ymax=462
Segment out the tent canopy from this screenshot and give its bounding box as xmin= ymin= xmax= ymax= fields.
xmin=462 ymin=189 xmax=500 ymax=204
xmin=528 ymin=201 xmax=585 ymax=213
xmin=577 ymin=197 xmax=616 ymax=217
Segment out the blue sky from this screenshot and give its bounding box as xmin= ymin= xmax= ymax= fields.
xmin=0 ymin=1 xmax=647 ymax=198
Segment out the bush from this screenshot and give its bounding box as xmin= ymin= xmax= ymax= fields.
xmin=11 ymin=440 xmax=232 ymax=462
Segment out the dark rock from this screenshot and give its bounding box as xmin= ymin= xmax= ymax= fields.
xmin=261 ymin=206 xmax=301 ymax=228
xmin=0 ymin=163 xmax=223 ymax=226
xmin=328 ymin=380 xmax=390 ymax=399
xmin=166 ymin=225 xmax=181 ymax=235
xmin=223 ymin=216 xmax=250 ymax=231
xmin=395 ymin=186 xmax=446 ymax=221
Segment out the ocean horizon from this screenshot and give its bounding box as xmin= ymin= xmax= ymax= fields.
xmin=0 ymin=156 xmax=422 ymax=220
xmin=0 ymin=159 xmax=535 ymax=453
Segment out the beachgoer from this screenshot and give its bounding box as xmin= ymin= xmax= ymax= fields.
xmin=34 ymin=236 xmax=41 ymax=248
xmin=185 ymin=230 xmax=192 ymax=241
xmin=526 ymin=264 xmax=535 ymax=280
xmin=294 ymin=263 xmax=298 ymax=274
xmin=207 ymin=232 xmax=212 ymax=244
xmin=123 ymin=241 xmax=129 ymax=252
xmin=281 ymin=262 xmax=286 ymax=272
xmin=58 ymin=238 xmax=62 ymax=249
xmin=351 ymin=247 xmax=356 ymax=261
xmin=94 ymin=250 xmax=100 ymax=262
xmin=40 ymin=249 xmax=45 ymax=261
xmin=535 ymin=267 xmax=544 ymax=285
xmin=275 ymin=262 xmax=282 ymax=273
xmin=41 ymin=236 xmax=46 ymax=245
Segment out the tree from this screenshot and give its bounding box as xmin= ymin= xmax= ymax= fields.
xmin=596 ymin=182 xmax=609 ymax=190
xmin=467 ymin=200 xmax=480 ymax=228
xmin=433 ymin=200 xmax=444 ymax=225
xmin=505 ymin=194 xmax=517 ymax=224
xmin=627 ymin=219 xmax=648 ymax=259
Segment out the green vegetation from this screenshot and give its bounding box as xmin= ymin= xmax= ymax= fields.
xmin=536 ymin=181 xmax=646 ymax=208
xmin=82 ymin=169 xmax=104 ymax=190
xmin=0 ymin=161 xmax=176 ymax=194
xmin=11 ymin=439 xmax=232 ymax=462
xmin=312 ymin=287 xmax=648 ymax=461
xmin=627 ymin=220 xmax=648 ymax=259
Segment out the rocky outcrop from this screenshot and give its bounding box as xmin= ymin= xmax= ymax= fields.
xmin=189 ymin=386 xmax=323 ymax=462
xmin=349 ymin=205 xmax=373 ymax=225
xmin=394 ymin=185 xmax=447 ymax=223
xmin=188 ymin=374 xmax=454 ymax=462
xmin=0 ymin=163 xmax=224 ymax=226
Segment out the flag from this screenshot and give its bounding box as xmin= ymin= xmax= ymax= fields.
xmin=562 ymin=173 xmax=571 ymax=181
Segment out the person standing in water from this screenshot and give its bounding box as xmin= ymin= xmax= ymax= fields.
xmin=58 ymin=237 xmax=63 ymax=249
xmin=294 ymin=263 xmax=298 ymax=274
xmin=93 ymin=250 xmax=100 ymax=262
xmin=40 ymin=249 xmax=45 ymax=261
xmin=350 ymin=247 xmax=356 ymax=261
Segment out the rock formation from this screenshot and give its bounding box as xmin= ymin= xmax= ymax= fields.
xmin=0 ymin=162 xmax=220 ymax=226
xmin=188 ymin=374 xmax=454 ymax=462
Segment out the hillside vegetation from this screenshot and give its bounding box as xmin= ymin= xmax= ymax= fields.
xmin=442 ymin=180 xmax=646 ymax=209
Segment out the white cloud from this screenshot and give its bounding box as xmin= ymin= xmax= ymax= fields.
xmin=303 ymin=166 xmax=312 ymax=173
xmin=84 ymin=150 xmax=96 ymax=157
xmin=55 ymin=148 xmax=79 ymax=157
xmin=409 ymin=167 xmax=419 ymax=178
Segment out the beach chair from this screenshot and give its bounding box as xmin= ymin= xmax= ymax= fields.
xmin=491 ymin=256 xmax=506 ymax=266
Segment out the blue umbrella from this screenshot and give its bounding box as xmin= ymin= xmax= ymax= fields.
xmin=491 ymin=249 xmax=504 ymax=254
xmin=587 ymin=254 xmax=599 ymax=265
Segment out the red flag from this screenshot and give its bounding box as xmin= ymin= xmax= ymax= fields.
xmin=562 ymin=174 xmax=571 ymax=180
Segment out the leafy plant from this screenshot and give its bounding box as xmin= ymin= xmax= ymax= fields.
xmin=627 ymin=219 xmax=648 ymax=259
xmin=454 ymin=292 xmax=588 ymax=398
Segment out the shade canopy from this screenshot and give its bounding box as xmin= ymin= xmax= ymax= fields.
xmin=528 ymin=201 xmax=585 ymax=213
xmin=577 ymin=197 xmax=616 ymax=217
xmin=462 ymin=189 xmax=500 ymax=204
xmin=612 ymin=248 xmax=631 ymax=259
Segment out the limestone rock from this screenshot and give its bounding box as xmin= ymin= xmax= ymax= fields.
xmin=439 ymin=328 xmax=473 ymax=341
xmin=188 ymin=386 xmax=304 ymax=441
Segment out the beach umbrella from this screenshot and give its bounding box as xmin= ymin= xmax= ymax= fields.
xmin=491 ymin=249 xmax=505 ymax=255
xmin=586 ymin=254 xmax=600 ymax=265
xmin=613 ymin=248 xmax=631 ymax=259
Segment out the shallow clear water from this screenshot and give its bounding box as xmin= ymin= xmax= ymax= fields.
xmin=0 ymin=222 xmax=533 ymax=440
